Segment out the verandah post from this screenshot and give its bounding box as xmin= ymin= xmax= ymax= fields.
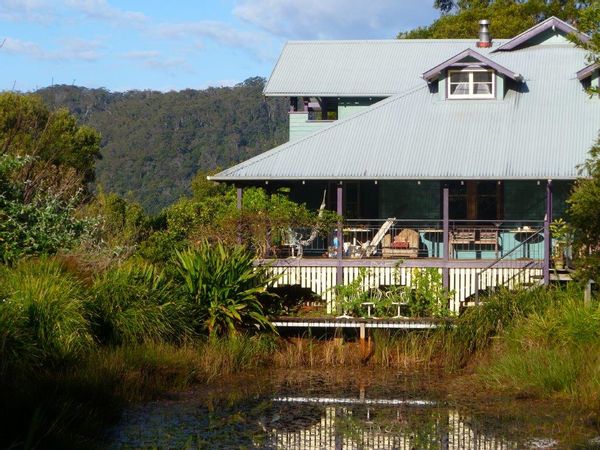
xmin=236 ymin=186 xmax=243 ymax=244
xmin=543 ymin=180 xmax=553 ymax=285
xmin=442 ymin=186 xmax=450 ymax=290
xmin=336 ymin=183 xmax=344 ymax=288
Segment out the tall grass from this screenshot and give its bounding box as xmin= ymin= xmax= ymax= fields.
xmin=0 ymin=258 xmax=92 ymax=369
xmin=479 ymin=294 xmax=600 ymax=407
xmin=440 ymin=286 xmax=576 ymax=369
xmin=87 ymin=260 xmax=192 ymax=345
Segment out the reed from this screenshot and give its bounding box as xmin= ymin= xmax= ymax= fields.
xmin=478 ymin=294 xmax=600 ymax=407
xmin=86 ymin=260 xmax=192 ymax=345
xmin=0 ymin=258 xmax=92 ymax=369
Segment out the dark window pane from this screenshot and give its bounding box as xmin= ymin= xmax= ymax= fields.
xmin=473 ymin=71 xmax=492 ymax=83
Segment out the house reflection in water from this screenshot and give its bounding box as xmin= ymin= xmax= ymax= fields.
xmin=266 ymin=395 xmax=517 ymax=450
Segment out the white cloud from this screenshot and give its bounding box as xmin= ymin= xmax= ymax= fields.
xmin=156 ymin=20 xmax=274 ymax=61
xmin=0 ymin=0 xmax=55 ymax=23
xmin=118 ymin=51 xmax=193 ymax=74
xmin=233 ymin=0 xmax=436 ymax=39
xmin=63 ymin=0 xmax=147 ymax=24
xmin=121 ymin=50 xmax=161 ymax=60
xmin=3 ymin=36 xmax=101 ymax=61
xmin=143 ymin=57 xmax=194 ymax=74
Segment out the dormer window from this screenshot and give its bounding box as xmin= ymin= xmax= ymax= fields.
xmin=448 ymin=69 xmax=495 ymax=99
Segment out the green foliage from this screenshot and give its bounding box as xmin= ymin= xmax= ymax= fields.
xmin=403 ymin=268 xmax=452 ymax=318
xmin=0 ymin=154 xmax=94 ymax=263
xmin=334 ymin=268 xmax=376 ymax=316
xmin=81 ymin=189 xmax=151 ymax=260
xmin=137 ymin=230 xmax=186 ymax=264
xmin=399 ymin=0 xmax=591 ymax=39
xmin=334 ymin=268 xmax=451 ymax=318
xmin=37 ymin=78 xmax=288 ymax=213
xmin=0 ymin=258 xmax=92 ymax=368
xmin=568 ymin=138 xmax=600 ymax=281
xmin=175 ymin=242 xmax=276 ymax=337
xmin=480 ymin=293 xmax=600 ymax=404
xmin=443 ymin=286 xmax=575 ymax=368
xmin=87 ymin=261 xmax=190 ymax=345
xmin=0 ymin=92 xmax=101 ymax=187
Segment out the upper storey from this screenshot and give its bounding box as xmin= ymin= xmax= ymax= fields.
xmin=263 ymin=16 xmax=597 ymax=99
xmin=211 ymin=17 xmax=599 ymax=182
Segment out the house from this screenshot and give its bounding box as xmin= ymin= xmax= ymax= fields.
xmin=210 ymin=17 xmax=600 ymax=313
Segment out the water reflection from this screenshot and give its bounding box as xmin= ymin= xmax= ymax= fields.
xmin=106 ymin=371 xmax=596 ymax=449
xmin=266 ymin=398 xmax=515 ymax=450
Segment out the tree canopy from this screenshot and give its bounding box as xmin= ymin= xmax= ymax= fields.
xmin=399 ymin=0 xmax=594 ymax=39
xmin=37 ymin=78 xmax=288 ymax=213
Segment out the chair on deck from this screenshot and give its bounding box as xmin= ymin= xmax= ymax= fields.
xmin=382 ymin=228 xmax=420 ymax=258
xmin=358 ymin=218 xmax=396 ymax=257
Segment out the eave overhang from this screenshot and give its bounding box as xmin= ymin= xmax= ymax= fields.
xmin=492 ymin=16 xmax=590 ymax=52
xmin=421 ymin=48 xmax=523 ymax=82
xmin=577 ymin=62 xmax=599 ymax=81
xmin=208 ymin=175 xmax=580 ymax=182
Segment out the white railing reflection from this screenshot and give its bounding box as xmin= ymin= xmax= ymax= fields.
xmin=265 ymin=396 xmax=518 ymax=450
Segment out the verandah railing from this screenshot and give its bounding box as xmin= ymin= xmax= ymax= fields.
xmin=285 ymin=219 xmax=546 ymax=261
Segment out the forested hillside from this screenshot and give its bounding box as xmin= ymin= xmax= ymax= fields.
xmin=37 ymin=77 xmax=288 ymax=213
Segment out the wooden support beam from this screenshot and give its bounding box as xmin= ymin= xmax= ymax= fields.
xmin=442 ymin=186 xmax=450 ymax=290
xmin=236 ymin=186 xmax=243 ymax=244
xmin=336 ymin=184 xmax=344 ymax=287
xmin=543 ymin=180 xmax=553 ymax=285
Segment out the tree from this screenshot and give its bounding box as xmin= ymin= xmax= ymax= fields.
xmin=0 ymin=93 xmax=101 ymax=201
xmin=568 ymin=139 xmax=600 ymax=281
xmin=0 ymin=94 xmax=102 ymax=262
xmin=0 ymin=155 xmax=93 ymax=263
xmin=399 ymin=0 xmax=592 ymax=39
xmin=566 ymin=2 xmax=599 ymax=281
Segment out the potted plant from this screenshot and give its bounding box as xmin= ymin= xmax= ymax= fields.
xmin=550 ymin=218 xmax=572 ymax=270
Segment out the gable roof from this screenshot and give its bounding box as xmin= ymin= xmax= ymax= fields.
xmin=262 ymin=39 xmax=506 ymax=97
xmin=212 ymin=45 xmax=599 ymax=182
xmin=492 ymin=16 xmax=590 ymax=52
xmin=422 ymin=48 xmax=522 ymax=82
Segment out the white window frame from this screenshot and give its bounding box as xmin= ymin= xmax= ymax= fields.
xmin=447 ymin=68 xmax=495 ymax=99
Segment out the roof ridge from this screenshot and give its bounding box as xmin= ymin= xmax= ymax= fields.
xmin=214 ymin=85 xmax=428 ymax=178
xmin=285 ymin=39 xmax=508 ymax=44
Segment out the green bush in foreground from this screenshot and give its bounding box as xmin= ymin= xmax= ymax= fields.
xmin=87 ymin=261 xmax=191 ymax=345
xmin=479 ymin=294 xmax=600 ymax=405
xmin=0 ymin=258 xmax=92 ymax=369
xmin=441 ymin=286 xmax=574 ymax=368
xmin=175 ymin=242 xmax=277 ymax=337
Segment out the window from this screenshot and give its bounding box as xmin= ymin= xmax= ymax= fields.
xmin=447 ymin=69 xmax=495 ymax=99
xmin=447 ymin=181 xmax=503 ymax=221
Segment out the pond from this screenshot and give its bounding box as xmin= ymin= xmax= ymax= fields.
xmin=105 ymin=369 xmax=600 ymax=449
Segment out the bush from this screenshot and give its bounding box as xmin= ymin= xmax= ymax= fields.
xmin=444 ymin=286 xmax=577 ymax=369
xmin=175 ymin=242 xmax=276 ymax=337
xmin=480 ymin=293 xmax=600 ymax=405
xmin=0 ymin=258 xmax=92 ymax=367
xmin=87 ymin=261 xmax=191 ymax=345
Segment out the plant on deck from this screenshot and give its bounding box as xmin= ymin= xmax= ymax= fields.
xmin=175 ymin=241 xmax=277 ymax=337
xmin=334 ymin=267 xmax=451 ymax=318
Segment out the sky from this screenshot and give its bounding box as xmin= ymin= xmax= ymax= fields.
xmin=0 ymin=0 xmax=438 ymax=92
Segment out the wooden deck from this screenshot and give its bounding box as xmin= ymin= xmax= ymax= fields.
xmin=272 ymin=317 xmax=451 ymax=331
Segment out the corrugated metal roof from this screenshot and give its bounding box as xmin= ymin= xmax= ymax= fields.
xmin=263 ymin=39 xmax=507 ymax=97
xmin=213 ymin=44 xmax=600 ymax=181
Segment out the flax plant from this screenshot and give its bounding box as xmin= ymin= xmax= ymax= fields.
xmin=175 ymin=241 xmax=277 ymax=337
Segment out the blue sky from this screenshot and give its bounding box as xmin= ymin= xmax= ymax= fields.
xmin=0 ymin=1 xmax=438 ymax=92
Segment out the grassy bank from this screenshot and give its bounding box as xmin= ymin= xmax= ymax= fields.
xmin=2 ymin=255 xmax=599 ymax=448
